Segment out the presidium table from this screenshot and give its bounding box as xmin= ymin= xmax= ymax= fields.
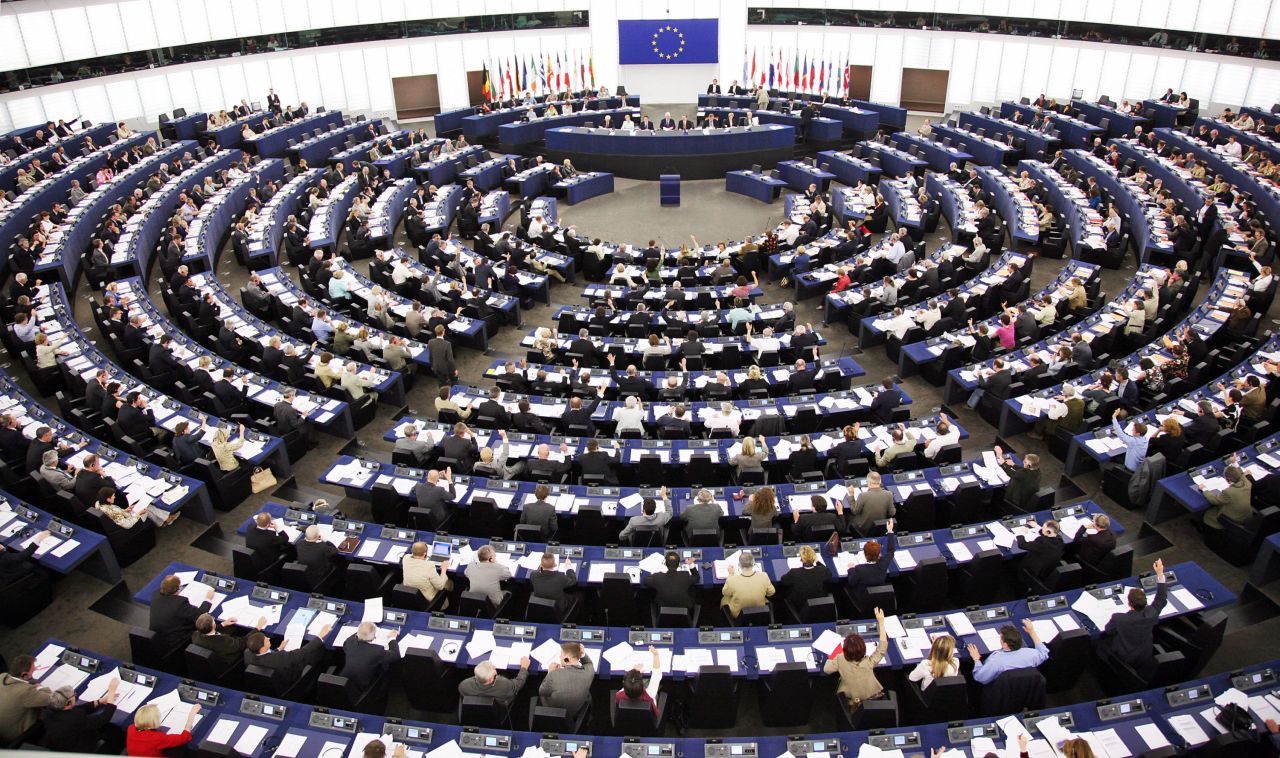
xmin=544 ymin=124 xmax=796 ymax=180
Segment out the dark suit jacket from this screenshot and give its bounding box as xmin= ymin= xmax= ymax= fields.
xmin=1073 ymin=526 xmax=1117 ymax=567
xmin=40 ymin=702 xmax=118 ymax=753
xmin=779 ymin=564 xmax=831 ymax=605
xmin=529 ymin=568 xmax=577 ymax=612
xmin=576 ymin=451 xmax=617 ymax=484
xmin=847 ymin=541 xmax=894 ymax=610
xmin=245 ymin=638 xmax=325 ymax=685
xmin=116 ymin=404 xmax=155 ymax=439
xmin=1016 ymin=534 xmax=1064 ymax=582
xmin=190 ymin=630 xmax=247 ymax=668
xmin=518 ymin=499 xmax=558 ymax=537
xmin=869 ymin=388 xmax=902 ymax=422
xmin=413 ymin=482 xmax=453 ymax=528
xmin=1101 ymin=582 xmax=1168 ymax=672
xmin=245 ymin=526 xmax=290 ymax=565
xmin=150 ymin=592 xmax=212 ymax=652
xmin=340 ymin=636 xmax=399 ymax=690
xmin=644 ymin=568 xmax=698 ymax=609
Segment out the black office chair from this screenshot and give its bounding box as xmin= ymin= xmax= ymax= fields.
xmin=904 ymin=675 xmax=968 ymax=724
xmin=599 ymin=573 xmax=641 ymax=626
xmin=458 ymin=694 xmax=511 ymax=728
xmin=402 ymin=648 xmax=461 ymax=712
xmin=457 ymin=590 xmax=511 ymax=619
xmin=184 ymin=644 xmax=241 ymax=688
xmin=685 ymin=665 xmax=738 ymax=728
xmin=980 ymin=667 xmax=1046 ymax=716
xmin=758 ymin=662 xmax=814 ymax=726
xmin=609 ymin=691 xmax=667 ymax=736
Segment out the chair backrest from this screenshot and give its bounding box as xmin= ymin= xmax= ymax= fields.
xmin=982 ymin=666 xmax=1046 ymax=715
xmin=459 ymin=695 xmax=506 ymax=727
xmin=526 ymin=595 xmax=560 ymax=624
xmin=613 ymin=696 xmax=659 ymax=733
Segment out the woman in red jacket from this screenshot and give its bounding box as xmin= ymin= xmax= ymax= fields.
xmin=126 ymin=702 xmax=200 ymax=756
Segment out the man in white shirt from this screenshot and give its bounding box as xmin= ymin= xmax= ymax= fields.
xmin=703 ymin=402 xmax=743 ymax=435
xmin=613 ymin=396 xmax=647 ymax=436
xmin=779 ymin=220 xmax=800 ymax=247
xmin=883 ymin=307 xmax=915 ymax=340
xmin=1034 ymin=296 xmax=1057 ymax=326
xmin=390 ymin=256 xmax=417 ymax=287
xmin=923 ymin=413 xmax=960 ymax=459
xmin=916 ymin=299 xmax=942 ymax=332
xmin=527 ymin=215 xmax=545 ymax=239
xmin=746 ymin=325 xmax=780 ymax=354
xmin=1223 ymin=136 xmax=1243 ymax=159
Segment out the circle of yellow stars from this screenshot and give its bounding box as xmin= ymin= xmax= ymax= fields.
xmin=651 ymin=25 xmax=685 ymax=60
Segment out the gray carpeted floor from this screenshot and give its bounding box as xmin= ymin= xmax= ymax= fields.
xmin=2 ymin=113 xmax=1277 ymax=738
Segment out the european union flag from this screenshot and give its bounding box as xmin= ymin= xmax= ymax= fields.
xmin=618 ymin=19 xmax=719 ymax=64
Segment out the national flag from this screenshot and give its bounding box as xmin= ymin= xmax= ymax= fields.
xmin=802 ymin=50 xmax=809 ymax=90
xmin=750 ymin=46 xmax=757 ymax=85
xmin=580 ymin=50 xmax=586 ymax=91
xmin=589 ymin=52 xmax=595 ymax=88
xmin=809 ymin=57 xmax=816 ymax=93
xmin=818 ymin=57 xmax=825 ymax=94
xmin=742 ymin=45 xmax=748 ymax=85
xmin=792 ymin=49 xmax=799 ymax=91
xmin=521 ymin=57 xmax=528 ymax=93
xmin=767 ymin=51 xmax=774 ymax=89
xmin=559 ymin=51 xmax=567 ymax=90
xmin=481 ymin=65 xmax=492 ymax=102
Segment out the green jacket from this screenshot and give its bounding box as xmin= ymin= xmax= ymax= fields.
xmin=1003 ymin=464 xmax=1041 ymax=512
xmin=1203 ymin=477 xmax=1253 ymax=529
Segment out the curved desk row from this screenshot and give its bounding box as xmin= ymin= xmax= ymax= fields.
xmin=958 ymin=111 xmax=1060 ymax=160
xmin=457 ymin=96 xmax=639 ymax=139
xmin=974 ymin=165 xmax=1041 ymax=246
xmin=897 ymin=258 xmax=1099 ymax=379
xmin=247 ymin=168 xmax=322 ymax=267
xmin=482 ymin=357 xmax=863 ymax=398
xmin=498 ymin=107 xmax=642 ymax=149
xmin=0 ymin=123 xmax=115 ymax=194
xmin=1063 ymin=331 xmax=1280 ymax=476
xmin=24 ymin=636 xmax=1267 ymax=758
xmin=36 ymin=282 xmax=289 ymax=490
xmin=110 ymin=150 xmax=242 ymax=278
xmin=37 ymin=140 xmax=194 ymax=289
xmin=544 ymin=124 xmax=795 ymax=180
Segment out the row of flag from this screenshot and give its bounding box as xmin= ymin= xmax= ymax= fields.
xmin=481 ymin=50 xmax=596 ymax=102
xmin=743 ymin=46 xmax=851 ymax=97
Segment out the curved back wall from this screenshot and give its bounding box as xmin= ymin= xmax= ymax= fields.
xmin=4 ymin=0 xmax=1280 ymax=129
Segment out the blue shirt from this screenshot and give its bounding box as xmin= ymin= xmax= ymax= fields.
xmin=972 ymin=641 xmax=1049 ymax=684
xmin=1112 ymin=417 xmax=1149 ymax=471
xmin=311 ymin=316 xmax=333 ymax=342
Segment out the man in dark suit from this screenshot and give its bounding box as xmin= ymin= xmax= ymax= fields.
xmin=296 ymin=525 xmax=338 ymax=588
xmin=611 ymin=359 xmax=651 ymax=399
xmin=339 ymin=622 xmax=399 ymax=690
xmin=519 ymin=483 xmax=559 ymax=538
xmin=576 ymin=439 xmax=618 ymax=484
xmin=148 ymin=336 xmax=187 ymax=382
xmin=117 ymin=392 xmax=160 ymax=440
xmin=245 ymin=512 xmax=292 ymax=566
xmin=427 ymin=325 xmax=457 ymax=384
xmin=560 ymin=394 xmax=600 ymax=435
xmin=1181 ymin=400 xmax=1221 ymax=446
xmin=529 ymin=553 xmax=577 ymax=614
xmin=475 ymin=387 xmax=512 ymax=428
xmin=1096 ymin=559 xmax=1168 ymax=675
xmin=272 ymin=389 xmax=314 ymax=447
xmin=439 ymin=423 xmax=480 ymax=472
xmin=412 ymin=469 xmax=455 ymax=530
xmin=72 ymin=454 xmax=126 ymax=508
xmin=707 ymin=80 xmax=722 ymax=94
xmin=567 ymin=328 xmax=603 ymax=367
xmin=24 ymin=426 xmax=65 ymax=474
xmin=527 ymin=443 xmax=572 ymax=483
xmin=212 ymin=370 xmax=249 ymax=413
xmin=121 ymin=315 xmax=147 ymax=351
xmin=869 ymin=378 xmax=902 ymax=422
xmin=512 ymin=399 xmax=552 ymax=435
xmin=643 ymin=551 xmax=699 ymax=610
xmin=968 ymin=359 xmax=1011 ymax=409
xmin=244 ymin=625 xmax=331 ymax=687
xmin=787 ymin=358 xmax=818 ymax=393
xmin=150 ymin=574 xmax=213 ymax=653
xmin=1072 ymin=514 xmax=1117 ymax=566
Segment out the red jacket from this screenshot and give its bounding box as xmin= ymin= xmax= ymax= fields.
xmin=127 ymin=726 xmax=191 ymax=756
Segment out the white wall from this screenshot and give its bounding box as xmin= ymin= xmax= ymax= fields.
xmin=6 ymin=1 xmax=1280 ymax=129
xmin=0 ymin=27 xmax=592 ymax=131
xmin=740 ymin=25 xmax=1280 ymax=115
xmin=0 ymin=0 xmax=591 ymax=72
xmin=6 ymin=0 xmax=1280 ymax=78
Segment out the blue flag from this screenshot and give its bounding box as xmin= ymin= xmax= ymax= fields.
xmin=618 ymin=19 xmax=719 ymax=64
